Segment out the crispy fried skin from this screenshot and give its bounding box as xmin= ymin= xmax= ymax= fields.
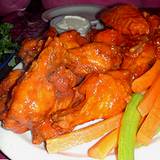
xmin=31 ymin=65 xmax=83 ymax=144
xmin=61 ymin=31 xmax=122 ymax=76
xmin=30 ymin=64 xmax=82 ymax=144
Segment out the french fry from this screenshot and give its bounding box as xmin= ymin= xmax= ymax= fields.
xmin=88 ymin=128 xmax=119 ymax=159
xmin=46 ymin=113 xmax=122 ymax=153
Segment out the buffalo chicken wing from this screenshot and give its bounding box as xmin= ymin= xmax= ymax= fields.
xmin=3 ymin=38 xmax=67 ymax=133
xmin=99 ymin=4 xmax=150 ymax=35
xmin=52 ymin=71 xmax=131 ymax=129
xmin=18 ymin=38 xmax=44 ymax=66
xmin=64 ymin=42 xmax=122 ymax=76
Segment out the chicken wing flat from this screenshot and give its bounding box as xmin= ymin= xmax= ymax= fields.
xmin=99 ymin=4 xmax=149 ymax=35
xmin=64 ymin=42 xmax=122 ymax=76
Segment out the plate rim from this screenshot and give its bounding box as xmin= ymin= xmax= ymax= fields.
xmin=1 ymin=122 xmax=160 ymax=160
xmin=41 ymin=4 xmax=104 ymax=22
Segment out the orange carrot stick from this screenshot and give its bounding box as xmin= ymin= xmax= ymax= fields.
xmin=88 ymin=128 xmax=119 ymax=159
xmin=46 ymin=113 xmax=122 ymax=153
xmin=137 ymin=95 xmax=160 ymax=145
xmin=132 ymin=60 xmax=160 ymax=93
xmin=138 ymin=75 xmax=160 ymax=116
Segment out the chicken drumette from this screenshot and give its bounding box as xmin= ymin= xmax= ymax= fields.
xmin=52 ymin=70 xmax=131 ymax=130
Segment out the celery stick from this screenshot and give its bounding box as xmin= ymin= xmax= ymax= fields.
xmin=118 ymin=93 xmax=143 ymax=160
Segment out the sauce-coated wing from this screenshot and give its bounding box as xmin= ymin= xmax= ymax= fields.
xmin=3 ymin=38 xmax=66 ymax=133
xmin=94 ymin=29 xmax=124 ymax=46
xmin=18 ymin=38 xmax=44 ymax=65
xmin=99 ymin=4 xmax=149 ymax=35
xmin=59 ymin=30 xmax=88 ymax=49
xmin=52 ymin=71 xmax=131 ymax=129
xmin=122 ymin=42 xmax=156 ymax=79
xmin=64 ymin=42 xmax=122 ymax=76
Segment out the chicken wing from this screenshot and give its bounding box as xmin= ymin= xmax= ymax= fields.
xmin=30 ymin=64 xmax=84 ymax=144
xmin=29 ymin=65 xmax=82 ymax=144
xmin=122 ymin=42 xmax=156 ymax=79
xmin=18 ymin=38 xmax=44 ymax=66
xmin=52 ymin=70 xmax=131 ymax=130
xmin=99 ymin=4 xmax=149 ymax=35
xmin=3 ymin=37 xmax=66 ymax=133
xmin=3 ymin=36 xmax=85 ymax=143
xmin=94 ymin=29 xmax=124 ymax=46
xmin=59 ymin=30 xmax=88 ymax=49
xmin=64 ymin=42 xmax=122 ymax=76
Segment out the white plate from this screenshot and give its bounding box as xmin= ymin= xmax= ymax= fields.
xmin=0 ymin=121 xmax=160 ymax=160
xmin=0 ymin=120 xmax=112 ymax=160
xmin=1 ymin=65 xmax=160 ymax=160
xmin=41 ymin=5 xmax=103 ymax=22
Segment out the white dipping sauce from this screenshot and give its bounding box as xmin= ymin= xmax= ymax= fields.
xmin=50 ymin=15 xmax=91 ymax=36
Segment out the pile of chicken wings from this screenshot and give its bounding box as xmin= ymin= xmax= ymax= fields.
xmin=0 ymin=4 xmax=160 ymax=144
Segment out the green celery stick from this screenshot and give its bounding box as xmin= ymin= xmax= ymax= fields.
xmin=118 ymin=93 xmax=143 ymax=160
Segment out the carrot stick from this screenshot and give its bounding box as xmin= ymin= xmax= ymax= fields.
xmin=46 ymin=113 xmax=122 ymax=153
xmin=138 ymin=75 xmax=160 ymax=117
xmin=132 ymin=60 xmax=160 ymax=93
xmin=137 ymin=95 xmax=160 ymax=145
xmin=88 ymin=128 xmax=119 ymax=159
